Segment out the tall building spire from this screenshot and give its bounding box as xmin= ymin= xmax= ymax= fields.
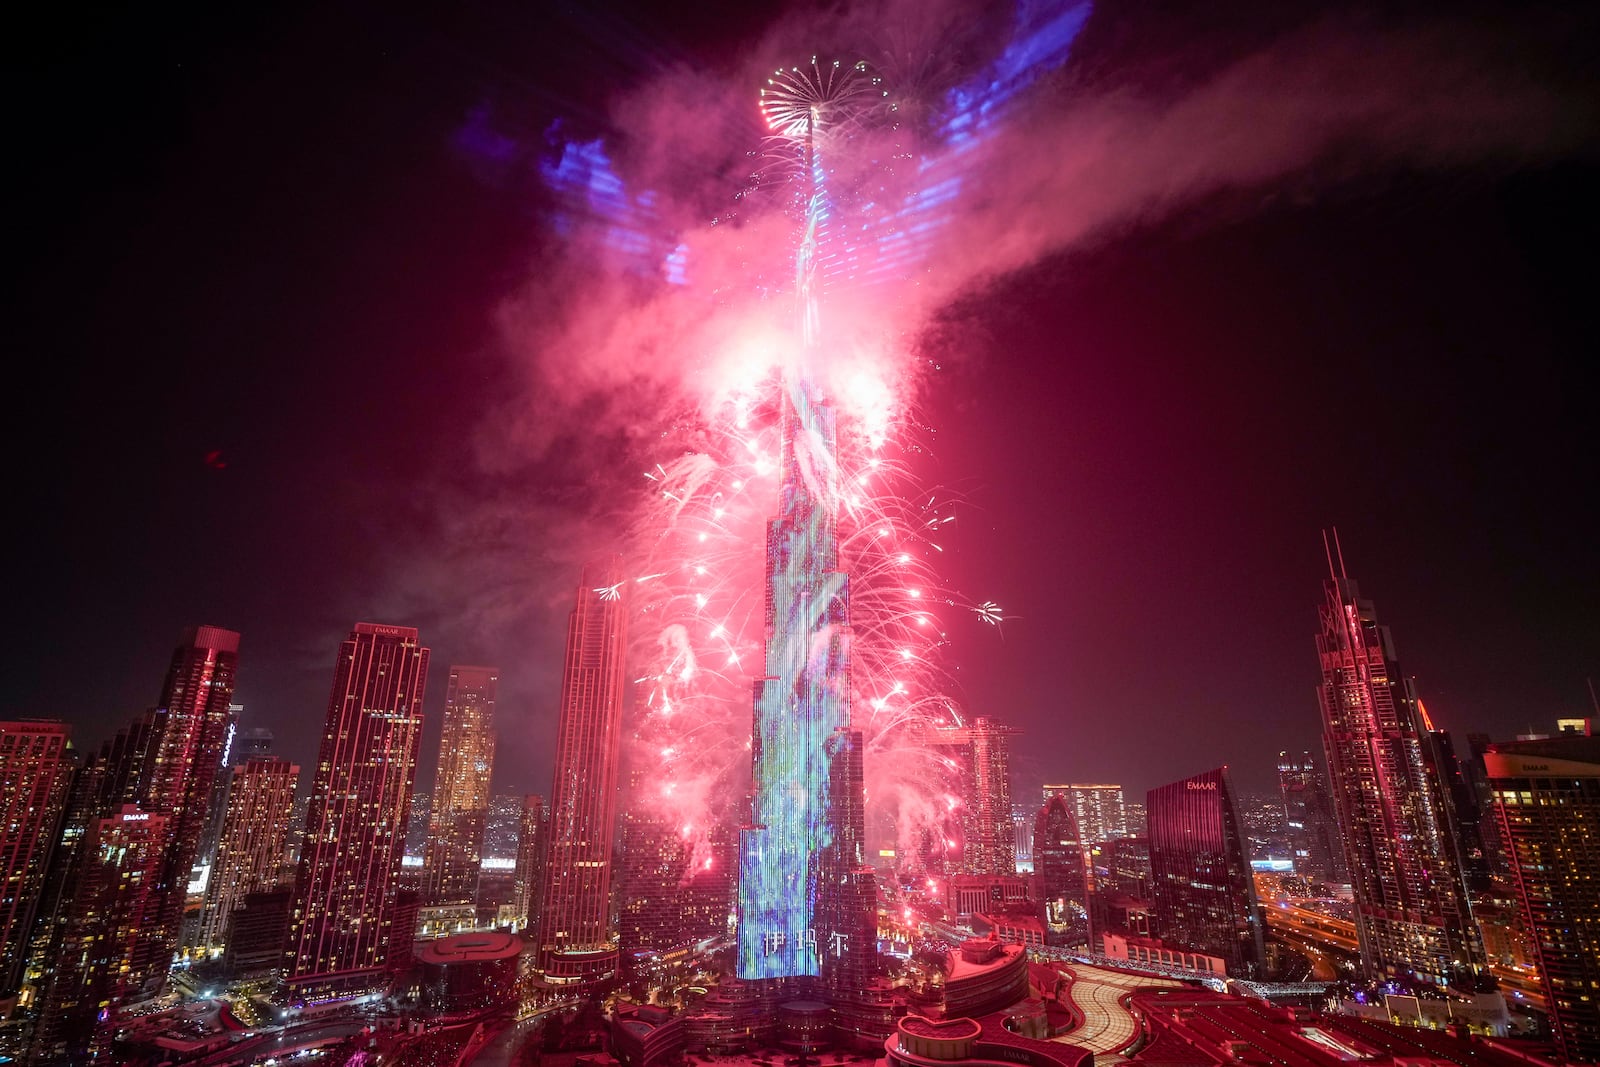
xmin=738 ymin=383 xmax=857 ymax=981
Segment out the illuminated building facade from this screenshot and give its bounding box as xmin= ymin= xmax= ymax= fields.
xmin=131 ymin=625 xmax=241 ymax=992
xmin=1483 ymin=734 xmax=1600 ymax=1062
xmin=737 ymin=385 xmax=857 ymax=980
xmin=31 ymin=805 xmax=169 ymax=1063
xmin=1043 ymin=783 xmax=1127 ymax=845
xmin=1275 ymin=752 xmax=1346 ymax=883
xmin=619 ymin=774 xmax=690 ymax=964
xmin=423 ymin=665 xmax=498 ymax=906
xmin=1146 ymin=767 xmax=1263 ymax=978
xmin=0 ymin=721 xmax=73 ymax=996
xmin=959 ymin=719 xmax=1017 ymax=876
xmin=817 ymin=727 xmax=876 ymax=995
xmin=1032 ymin=794 xmax=1088 ymax=946
xmin=288 ymin=622 xmax=429 ymax=1000
xmin=1090 ymin=835 xmax=1150 ymax=898
xmin=513 ymin=794 xmax=545 ymax=930
xmin=195 ymin=756 xmax=299 ymax=955
xmin=537 ymin=564 xmax=627 ymax=982
xmin=1315 ymin=562 xmax=1482 ymax=982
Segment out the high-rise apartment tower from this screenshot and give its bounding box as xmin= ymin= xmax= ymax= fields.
xmin=0 ymin=721 xmax=74 ymax=996
xmin=1315 ymin=545 xmax=1482 ymax=983
xmin=195 ymin=756 xmax=299 ymax=956
xmin=424 ymin=666 xmax=498 ymax=906
xmin=1484 ymin=733 xmax=1600 ymax=1062
xmin=1276 ymin=752 xmax=1347 ymax=884
xmin=537 ymin=565 xmax=627 ymax=983
xmin=287 ymin=623 xmax=428 ymax=1001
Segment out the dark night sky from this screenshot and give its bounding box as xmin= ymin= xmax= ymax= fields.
xmin=9 ymin=1 xmax=1597 ymax=807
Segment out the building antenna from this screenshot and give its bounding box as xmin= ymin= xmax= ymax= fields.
xmin=1322 ymin=529 xmax=1339 ymax=583
xmin=1332 ymin=526 xmax=1349 ymax=579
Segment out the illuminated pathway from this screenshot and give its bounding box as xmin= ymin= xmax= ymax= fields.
xmin=1051 ymin=963 xmax=1180 ymax=1055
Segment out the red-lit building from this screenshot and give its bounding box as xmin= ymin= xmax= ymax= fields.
xmin=1484 ymin=733 xmax=1600 ymax=1062
xmin=1146 ymin=767 xmax=1263 ymax=978
xmin=131 ymin=626 xmax=241 ymax=993
xmin=0 ymin=720 xmax=73 ymax=996
xmin=195 ymin=756 xmax=299 ymax=956
xmin=1315 ymin=561 xmax=1483 ymax=983
xmin=423 ymin=665 xmax=498 ymax=907
xmin=288 ymin=622 xmax=429 ymax=1001
xmin=537 ymin=563 xmax=627 ymax=983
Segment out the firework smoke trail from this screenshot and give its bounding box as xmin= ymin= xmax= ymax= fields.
xmin=452 ymin=0 xmax=1589 ymax=902
xmin=617 ymin=39 xmax=1055 ymax=900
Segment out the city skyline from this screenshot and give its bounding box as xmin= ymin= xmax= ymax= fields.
xmin=7 ymin=2 xmax=1596 ymax=806
xmin=4 ymin=2 xmax=1598 ymax=1062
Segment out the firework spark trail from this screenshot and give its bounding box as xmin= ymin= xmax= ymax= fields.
xmin=620 ymin=45 xmax=1023 ymax=894
xmin=496 ymin=0 xmax=1578 ymax=891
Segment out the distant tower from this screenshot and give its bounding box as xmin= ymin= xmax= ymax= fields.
xmin=1315 ymin=546 xmax=1483 ymax=983
xmin=618 ymin=768 xmax=690 ymax=967
xmin=0 ymin=721 xmax=74 ymax=996
xmin=537 ymin=564 xmax=627 ymax=983
xmin=192 ymin=703 xmax=244 ymax=904
xmin=512 ymin=794 xmax=546 ymax=931
xmin=130 ymin=626 xmax=241 ymax=993
xmin=960 ymin=718 xmax=1017 ymax=875
xmin=1147 ymin=767 xmax=1263 ymax=978
xmin=288 ymin=623 xmax=429 ymax=1001
xmin=424 ymin=666 xmax=498 ymax=906
xmin=1033 ymin=794 xmax=1089 ymax=946
xmin=195 ymin=757 xmax=299 ymax=956
xmin=1484 ymin=734 xmax=1600 ymax=1063
xmin=1044 ymin=784 xmax=1128 ymax=846
xmin=1276 ymin=752 xmax=1346 ymax=883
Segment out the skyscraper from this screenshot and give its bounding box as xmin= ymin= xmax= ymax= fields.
xmin=959 ymin=718 xmax=1017 ymax=876
xmin=1276 ymin=752 xmax=1346 ymax=883
xmin=512 ymin=794 xmax=546 ymax=931
xmin=1315 ymin=554 xmax=1483 ymax=983
xmin=129 ymin=626 xmax=241 ymax=993
xmin=1043 ymin=783 xmax=1128 ymax=845
xmin=738 ymin=386 xmax=857 ymax=981
xmin=423 ymin=665 xmax=498 ymax=906
xmin=1033 ymin=794 xmax=1089 ymax=946
xmin=1146 ymin=767 xmax=1263 ymax=978
xmin=618 ymin=769 xmax=690 ymax=966
xmin=192 ymin=703 xmax=245 ymax=902
xmin=1483 ymin=734 xmax=1600 ymax=1062
xmin=31 ymin=805 xmax=169 ymax=1063
xmin=288 ymin=623 xmax=429 ymax=1001
xmin=537 ymin=565 xmax=627 ymax=983
xmin=0 ymin=721 xmax=74 ymax=996
xmin=195 ymin=756 xmax=299 ymax=957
